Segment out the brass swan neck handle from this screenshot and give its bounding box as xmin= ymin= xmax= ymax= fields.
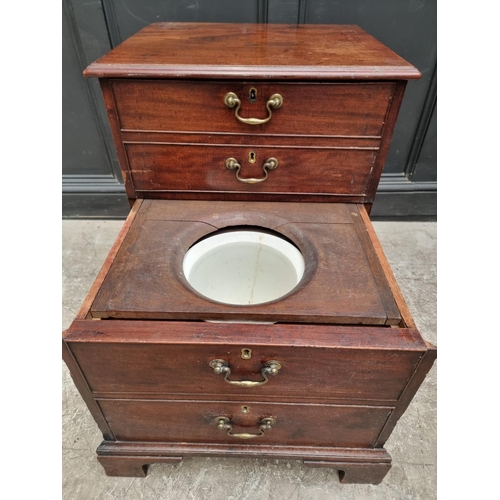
xmin=224 ymin=92 xmax=283 ymax=125
xmin=215 ymin=416 xmax=276 ymax=439
xmin=225 ymin=157 xmax=279 ymax=184
xmin=209 ymin=359 xmax=282 ymax=387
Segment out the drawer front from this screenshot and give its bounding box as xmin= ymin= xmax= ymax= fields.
xmin=71 ymin=342 xmax=422 ymax=403
xmin=98 ymin=399 xmax=392 ymax=447
xmin=126 ymin=143 xmax=376 ymax=195
xmin=112 ymin=80 xmax=394 ymax=137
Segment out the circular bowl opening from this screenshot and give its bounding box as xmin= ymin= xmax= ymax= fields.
xmin=183 ymin=229 xmax=305 ymax=306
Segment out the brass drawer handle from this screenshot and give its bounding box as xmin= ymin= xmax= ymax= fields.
xmin=215 ymin=416 xmax=276 ymax=439
xmin=209 ymin=359 xmax=282 ymax=387
xmin=224 ymin=92 xmax=283 ymax=125
xmin=225 ymin=157 xmax=278 ymax=184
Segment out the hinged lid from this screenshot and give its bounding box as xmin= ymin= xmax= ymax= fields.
xmin=90 ymin=200 xmax=401 ymax=325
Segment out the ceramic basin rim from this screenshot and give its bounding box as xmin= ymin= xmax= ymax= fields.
xmin=182 ymin=229 xmax=306 ymax=306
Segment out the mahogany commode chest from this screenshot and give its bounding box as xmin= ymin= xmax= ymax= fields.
xmin=63 ymin=23 xmax=436 ymax=484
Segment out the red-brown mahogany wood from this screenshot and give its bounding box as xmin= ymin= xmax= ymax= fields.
xmin=99 ymin=79 xmax=403 ymax=203
xmin=358 ymin=204 xmax=417 ymax=328
xmin=74 ymin=199 xmax=142 ymax=319
xmin=364 ymin=82 xmax=407 ymax=202
xmin=98 ymin=79 xmax=137 ymax=201
xmin=89 ymin=200 xmax=401 ymax=325
xmin=97 ymin=456 xmax=182 ymax=478
xmin=63 ymin=22 xmax=435 ymax=484
xmin=84 ymin=23 xmax=421 ymax=80
xmin=97 ymin=399 xmax=392 ymax=448
xmin=65 ymin=319 xmax=426 ymax=404
xmin=96 ymin=442 xmax=392 ymax=483
xmin=111 ymin=80 xmax=394 ymax=136
xmin=89 ymin=25 xmax=419 ymax=205
xmin=125 ymin=144 xmax=377 ymax=196
xmin=62 ymin=340 xmax=114 ymax=441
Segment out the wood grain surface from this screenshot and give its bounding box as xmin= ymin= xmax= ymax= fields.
xmin=89 ymin=200 xmax=401 ymax=324
xmin=358 ymin=203 xmax=417 ymax=328
xmin=97 ymin=399 xmax=392 ymax=448
xmin=96 ymin=441 xmax=392 ymax=482
xmin=65 ymin=318 xmax=428 ymax=407
xmin=95 ymin=76 xmax=401 ymax=203
xmin=111 ymin=80 xmax=394 ymax=136
xmin=84 ymin=23 xmax=421 ymax=80
xmin=75 ymin=199 xmax=143 ymax=319
xmin=64 ymin=22 xmax=434 ymax=484
xmin=126 ymin=143 xmax=377 ymax=196
xmin=89 ymin=25 xmax=417 ymax=205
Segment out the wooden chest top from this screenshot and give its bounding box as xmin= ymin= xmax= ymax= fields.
xmin=83 ymin=23 xmax=421 ymax=80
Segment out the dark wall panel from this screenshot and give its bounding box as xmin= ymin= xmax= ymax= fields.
xmin=412 ymin=103 xmax=437 ymax=183
xmin=62 ymin=1 xmax=113 ymax=177
xmin=62 ymin=193 xmax=130 ymax=219
xmin=371 ymin=192 xmax=436 ymax=219
xmin=302 ymin=0 xmax=437 ymax=177
xmin=268 ymin=0 xmax=299 ymax=23
xmin=62 ymin=0 xmax=123 ymax=195
xmin=103 ymin=0 xmax=267 ymax=46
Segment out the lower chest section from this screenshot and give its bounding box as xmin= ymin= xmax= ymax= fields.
xmin=66 ymin=320 xmax=427 ymax=448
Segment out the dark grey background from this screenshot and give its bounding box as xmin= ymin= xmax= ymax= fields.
xmin=62 ymin=0 xmax=436 ymax=219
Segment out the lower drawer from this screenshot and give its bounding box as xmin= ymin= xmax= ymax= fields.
xmin=98 ymin=399 xmax=392 ymax=448
xmin=125 ymin=143 xmax=376 ymax=195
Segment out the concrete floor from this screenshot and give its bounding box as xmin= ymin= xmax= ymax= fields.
xmin=62 ymin=220 xmax=437 ymax=500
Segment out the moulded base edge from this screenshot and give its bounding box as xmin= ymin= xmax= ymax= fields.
xmin=96 ymin=441 xmax=392 ymax=484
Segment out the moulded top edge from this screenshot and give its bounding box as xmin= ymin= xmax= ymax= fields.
xmin=83 ymin=64 xmax=421 ymax=80
xmin=83 ymin=22 xmax=421 ymax=81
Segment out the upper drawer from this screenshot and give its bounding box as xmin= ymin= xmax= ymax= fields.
xmin=111 ymin=80 xmax=395 ymax=137
xmin=72 ymin=342 xmax=422 ymax=403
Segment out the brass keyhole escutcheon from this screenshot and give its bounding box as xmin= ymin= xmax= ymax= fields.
xmin=249 ymin=151 xmax=256 ymax=164
xmin=249 ymin=87 xmax=257 ymax=102
xmin=241 ymin=406 xmax=250 ymax=414
xmin=241 ymin=348 xmax=252 ymax=359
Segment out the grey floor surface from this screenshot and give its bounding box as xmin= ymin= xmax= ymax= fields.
xmin=62 ymin=220 xmax=437 ymax=500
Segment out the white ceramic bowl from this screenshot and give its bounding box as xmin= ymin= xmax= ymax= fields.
xmin=183 ymin=230 xmax=305 ymax=306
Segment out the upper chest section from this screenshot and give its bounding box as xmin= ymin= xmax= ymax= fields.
xmin=84 ymin=23 xmax=419 ymax=203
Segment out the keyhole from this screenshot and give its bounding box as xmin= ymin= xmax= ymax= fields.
xmin=241 ymin=348 xmax=252 ymax=359
xmin=241 ymin=406 xmax=250 ymax=414
xmin=249 ymin=152 xmax=256 ymax=164
xmin=249 ymin=88 xmax=257 ymax=103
